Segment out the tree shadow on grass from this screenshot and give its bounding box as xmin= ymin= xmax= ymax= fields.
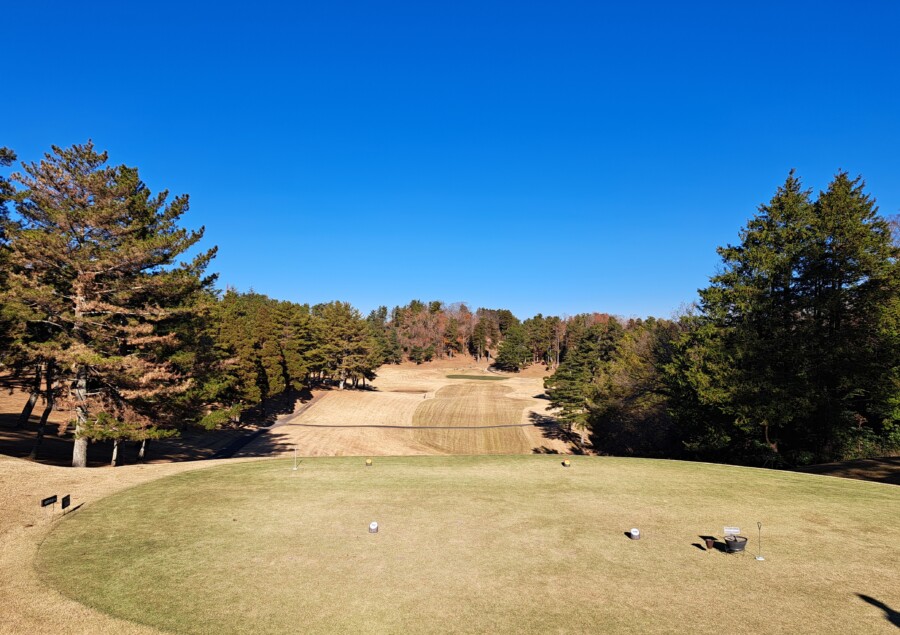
xmin=858 ymin=594 xmax=900 ymax=628
xmin=528 ymin=411 xmax=586 ymax=455
xmin=0 ymin=423 xmax=273 ymax=467
xmin=239 ymin=387 xmax=313 ymax=427
xmin=798 ymin=457 xmax=900 ymax=485
xmin=212 ymin=388 xmax=319 ymax=459
xmin=210 ymin=426 xmax=298 ymax=459
xmin=0 ymin=387 xmax=314 ymax=466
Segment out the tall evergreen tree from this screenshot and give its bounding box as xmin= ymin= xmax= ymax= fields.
xmin=443 ymin=317 xmax=461 ymax=357
xmin=690 ymin=171 xmax=900 ymax=463
xmin=494 ymin=323 xmax=529 ymax=371
xmin=695 ymin=171 xmax=815 ymax=459
xmin=544 ymin=320 xmax=622 ymax=432
xmin=4 ymin=142 xmax=215 ymax=467
xmin=367 ymin=306 xmax=402 ymax=365
xmin=213 ymin=291 xmax=316 ymax=410
xmin=313 ymin=301 xmax=377 ymax=389
xmin=661 ymin=313 xmax=739 ymax=461
xmin=800 ymin=173 xmax=900 ymax=456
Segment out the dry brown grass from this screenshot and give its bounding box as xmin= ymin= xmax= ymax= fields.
xmin=411 ymin=383 xmax=534 ymax=453
xmin=245 ymin=362 xmax=571 ymax=457
xmin=285 ymin=390 xmax=422 ymax=426
xmin=0 ymin=454 xmax=250 ymax=635
xmin=30 ymin=456 xmax=900 ymax=634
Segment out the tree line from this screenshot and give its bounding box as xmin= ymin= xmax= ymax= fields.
xmin=543 ymin=171 xmax=900 ymax=466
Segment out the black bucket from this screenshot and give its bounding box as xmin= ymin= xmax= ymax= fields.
xmin=724 ymin=535 xmax=748 ymax=553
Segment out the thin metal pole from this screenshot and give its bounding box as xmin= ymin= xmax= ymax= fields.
xmin=756 ymin=522 xmax=765 ymax=561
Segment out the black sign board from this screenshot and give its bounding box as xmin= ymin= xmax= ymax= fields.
xmin=41 ymin=495 xmax=58 ymax=507
xmin=61 ymin=495 xmax=70 ymax=509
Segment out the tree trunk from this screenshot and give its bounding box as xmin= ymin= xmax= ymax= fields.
xmin=72 ymin=366 xmax=88 ymax=468
xmin=28 ymin=365 xmax=55 ymax=460
xmin=72 ymin=435 xmax=88 ymax=468
xmin=763 ymin=422 xmax=779 ymax=453
xmin=29 ymin=406 xmax=52 ymax=460
xmin=111 ymin=439 xmax=119 ymax=467
xmin=16 ymin=362 xmax=43 ymax=428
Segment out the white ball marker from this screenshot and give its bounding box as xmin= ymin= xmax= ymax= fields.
xmin=369 ymin=521 xmax=379 ymax=534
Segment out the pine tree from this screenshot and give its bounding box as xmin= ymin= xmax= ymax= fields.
xmin=443 ymin=318 xmax=461 ymax=357
xmin=696 ymin=171 xmax=815 ymax=459
xmin=212 ymin=291 xmax=314 ymax=410
xmin=367 ymin=306 xmax=402 ymax=365
xmin=692 ymin=171 xmax=900 ymax=463
xmin=312 ymin=301 xmax=377 ymax=389
xmin=494 ymin=323 xmax=529 ymax=371
xmin=469 ymin=319 xmax=488 ymax=360
xmin=544 ymin=320 xmax=622 ymax=432
xmin=163 ymin=289 xmax=235 ymax=433
xmin=4 ymin=142 xmax=215 ymax=467
xmin=800 ymin=173 xmax=900 ymax=456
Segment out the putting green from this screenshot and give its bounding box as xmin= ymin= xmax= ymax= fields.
xmin=37 ymin=456 xmax=900 ymax=634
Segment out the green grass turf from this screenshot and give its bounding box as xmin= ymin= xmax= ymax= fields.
xmin=37 ymin=456 xmax=900 ymax=634
xmin=445 ymin=374 xmax=507 ymax=380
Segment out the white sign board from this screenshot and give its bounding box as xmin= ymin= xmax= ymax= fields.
xmin=724 ymin=526 xmax=740 ymax=536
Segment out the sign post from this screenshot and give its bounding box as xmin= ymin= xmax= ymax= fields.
xmin=41 ymin=495 xmax=57 ymax=518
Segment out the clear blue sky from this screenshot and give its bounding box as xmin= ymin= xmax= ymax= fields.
xmin=4 ymin=1 xmax=899 ymax=319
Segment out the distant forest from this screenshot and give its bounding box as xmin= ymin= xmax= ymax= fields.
xmin=1 ymin=143 xmax=898 ymax=468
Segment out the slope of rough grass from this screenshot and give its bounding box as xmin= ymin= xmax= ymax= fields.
xmin=37 ymin=456 xmax=900 ymax=635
